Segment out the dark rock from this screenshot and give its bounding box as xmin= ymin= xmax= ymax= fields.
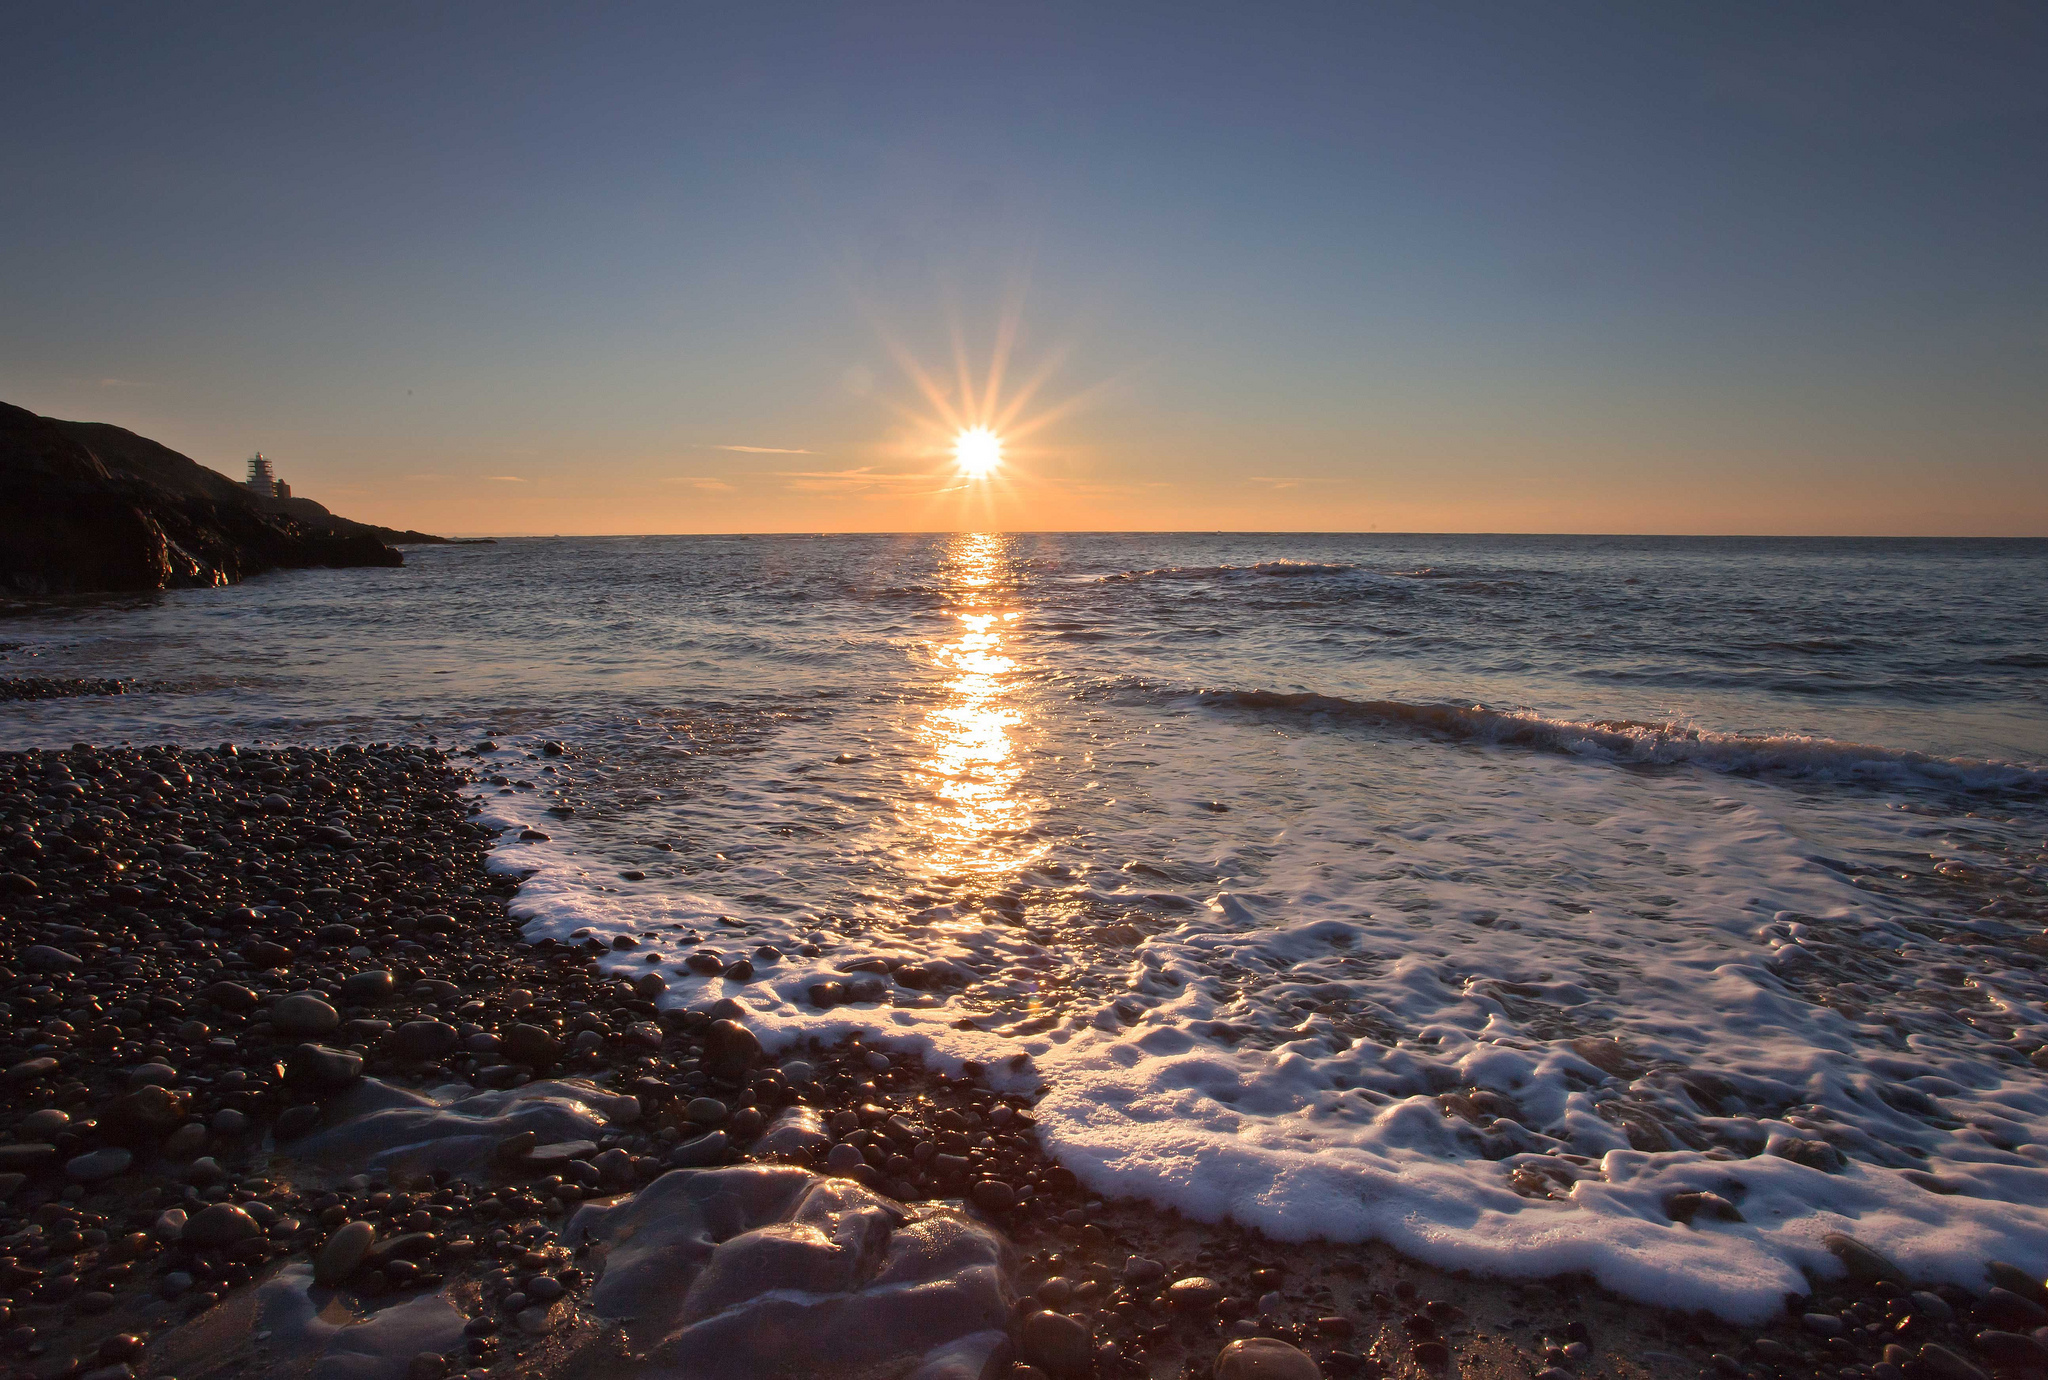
xmin=202 ymin=981 xmax=259 ymax=1011
xmin=1983 ymin=1286 xmax=2048 ymax=1328
xmin=970 ymin=1180 xmax=1016 ymax=1211
xmin=702 ymin=1020 xmax=761 ymax=1082
xmin=1124 ymin=1256 xmax=1165 ymax=1286
xmin=183 ymin=1203 xmax=261 ymax=1248
xmin=1018 ymin=1311 xmax=1093 ymax=1377
xmin=99 ymin=1085 xmax=189 ymax=1138
xmin=315 ymin=1221 xmax=376 ymax=1284
xmin=1985 ymin=1261 xmax=2047 ymax=1304
xmin=66 ymin=1148 xmax=133 ymax=1181
xmin=0 ymin=400 xmax=428 ymax=594
xmin=1214 ymin=1337 xmax=1323 ymax=1379
xmin=1975 ymin=1331 xmax=2048 ymax=1368
xmin=0 ymin=1143 xmax=57 ymax=1174
xmin=668 ymin=1131 xmax=729 ymax=1168
xmin=1169 ymin=1277 xmax=1226 ymax=1311
xmin=271 ymin=993 xmax=341 ymax=1037
xmin=1824 ymin=1232 xmax=1907 ymax=1285
xmin=390 ymin=1020 xmax=459 ymax=1060
xmin=341 ymin=970 xmax=397 ymax=1006
xmin=293 ymin=1044 xmax=365 ymax=1088
xmin=1916 ymin=1343 xmax=1989 ymax=1380
xmin=275 ymin=1104 xmax=322 ymax=1140
xmin=503 ymin=1024 xmax=560 ymax=1066
xmin=1665 ymin=1191 xmax=1743 ymax=1224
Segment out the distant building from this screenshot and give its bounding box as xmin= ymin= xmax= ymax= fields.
xmin=245 ymin=452 xmax=290 ymax=500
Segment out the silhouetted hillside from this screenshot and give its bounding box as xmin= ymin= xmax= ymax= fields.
xmin=0 ymin=401 xmax=445 ymax=594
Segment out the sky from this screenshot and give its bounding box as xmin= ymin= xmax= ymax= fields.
xmin=3 ymin=1 xmax=2044 ymax=536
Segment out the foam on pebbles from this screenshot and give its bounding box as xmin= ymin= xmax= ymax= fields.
xmin=287 ymin=1077 xmax=638 ymax=1178
xmin=564 ymin=1164 xmax=1015 ymax=1379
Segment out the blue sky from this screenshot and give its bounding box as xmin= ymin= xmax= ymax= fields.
xmin=3 ymin=2 xmax=2043 ymax=534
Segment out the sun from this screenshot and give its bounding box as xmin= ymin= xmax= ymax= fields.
xmin=953 ymin=426 xmax=1003 ymax=478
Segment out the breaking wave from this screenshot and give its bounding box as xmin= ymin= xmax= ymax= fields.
xmin=1188 ymin=688 xmax=2048 ymax=792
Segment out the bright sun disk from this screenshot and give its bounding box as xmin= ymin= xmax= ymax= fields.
xmin=954 ymin=426 xmax=1002 ymax=478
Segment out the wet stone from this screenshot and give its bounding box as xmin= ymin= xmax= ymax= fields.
xmin=316 ymin=1221 xmax=377 ymax=1284
xmin=1824 ymin=1232 xmax=1907 ymax=1285
xmin=391 ymin=1020 xmax=459 ymax=1060
xmin=341 ymin=970 xmax=397 ymax=1005
xmin=294 ymin=1044 xmax=366 ymax=1088
xmin=1214 ymin=1337 xmax=1324 ymax=1380
xmin=1018 ymin=1311 xmax=1093 ymax=1377
xmin=184 ymin=1203 xmax=262 ymax=1247
xmin=701 ymin=1019 xmax=761 ymax=1082
xmin=503 ymin=1024 xmax=559 ymax=1065
xmin=272 ymin=993 xmax=342 ymax=1037
xmin=66 ymin=1147 xmax=133 ymax=1181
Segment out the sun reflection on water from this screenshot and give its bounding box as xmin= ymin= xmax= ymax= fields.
xmin=903 ymin=533 xmax=1043 ymax=882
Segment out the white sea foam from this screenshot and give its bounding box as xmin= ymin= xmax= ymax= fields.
xmin=468 ymin=716 xmax=2048 ymax=1324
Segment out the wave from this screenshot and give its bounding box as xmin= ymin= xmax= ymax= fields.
xmin=1186 ymin=688 xmax=2048 ymax=793
xmin=1102 ymin=560 xmax=1361 ymax=583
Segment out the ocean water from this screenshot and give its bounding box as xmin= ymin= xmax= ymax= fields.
xmin=6 ymin=532 xmax=2047 ymax=1320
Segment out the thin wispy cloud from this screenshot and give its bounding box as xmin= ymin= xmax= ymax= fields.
xmin=711 ymin=444 xmax=814 ymax=454
xmin=97 ymin=378 xmax=157 ymax=388
xmin=772 ymin=466 xmax=931 ymax=493
xmin=406 ymin=473 xmax=453 ymax=482
xmin=1249 ymin=476 xmax=1336 ymax=490
xmin=663 ymin=476 xmax=735 ymax=491
xmin=487 ymin=475 xmax=525 ymax=482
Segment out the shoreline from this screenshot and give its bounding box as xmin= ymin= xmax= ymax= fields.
xmin=0 ymin=741 xmax=2040 ymax=1380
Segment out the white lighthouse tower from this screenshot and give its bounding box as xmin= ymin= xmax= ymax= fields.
xmin=245 ymin=453 xmax=289 ymax=499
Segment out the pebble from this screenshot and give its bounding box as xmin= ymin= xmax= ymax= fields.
xmin=1916 ymin=1343 xmax=1989 ymax=1380
xmin=1018 ymin=1310 xmax=1093 ymax=1377
xmin=702 ymin=1019 xmax=762 ymax=1082
xmin=391 ymin=1020 xmax=459 ymax=1060
xmin=167 ymin=1122 xmax=211 ymax=1160
xmin=342 ymin=969 xmax=397 ymax=1005
xmin=1214 ymin=1337 xmax=1323 ymax=1380
xmin=271 ymin=993 xmax=342 ymax=1037
xmin=1824 ymin=1232 xmax=1907 ymax=1285
xmin=294 ymin=1044 xmax=365 ymax=1087
xmin=1123 ymin=1256 xmax=1165 ymax=1286
xmin=503 ymin=1024 xmax=560 ymax=1065
xmin=65 ymin=1148 xmax=133 ymax=1181
xmin=971 ymin=1179 xmax=1016 ymax=1210
xmin=1170 ymin=1277 xmax=1226 ymax=1310
xmin=183 ymin=1203 xmax=261 ymax=1247
xmin=668 ymin=1130 xmax=728 ymax=1168
xmin=316 ymin=1221 xmax=378 ymax=1284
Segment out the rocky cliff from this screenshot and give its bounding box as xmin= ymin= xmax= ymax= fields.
xmin=0 ymin=401 xmax=443 ymax=595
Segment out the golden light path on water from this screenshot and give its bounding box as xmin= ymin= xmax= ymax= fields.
xmin=901 ymin=533 xmax=1045 ymax=891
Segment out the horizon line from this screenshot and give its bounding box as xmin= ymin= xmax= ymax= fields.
xmin=421 ymin=529 xmax=2048 ymax=541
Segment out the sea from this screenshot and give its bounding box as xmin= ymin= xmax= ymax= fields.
xmin=5 ymin=533 xmax=2046 ymax=1320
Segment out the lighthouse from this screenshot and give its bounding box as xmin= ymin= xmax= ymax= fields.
xmin=245 ymin=453 xmax=291 ymax=500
